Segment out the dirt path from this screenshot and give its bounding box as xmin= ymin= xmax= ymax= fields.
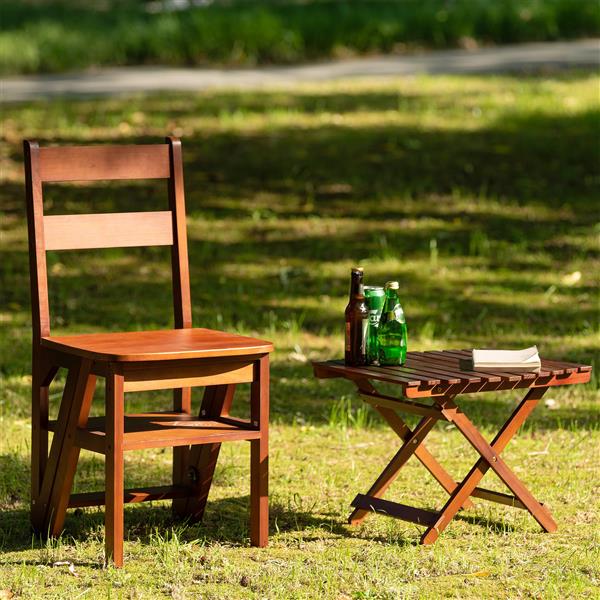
xmin=2 ymin=39 xmax=598 ymax=103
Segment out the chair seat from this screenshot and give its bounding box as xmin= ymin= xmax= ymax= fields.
xmin=41 ymin=328 xmax=273 ymax=362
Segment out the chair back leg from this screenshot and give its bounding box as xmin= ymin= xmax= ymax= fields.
xmin=172 ymin=384 xmax=235 ymax=520
xmin=172 ymin=387 xmax=192 ymax=500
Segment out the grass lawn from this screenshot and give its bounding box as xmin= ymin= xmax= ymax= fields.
xmin=1 ymin=72 xmax=599 ymax=598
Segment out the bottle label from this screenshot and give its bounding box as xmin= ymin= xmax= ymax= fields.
xmin=361 ymin=318 xmax=368 ymax=354
xmin=368 ymin=310 xmax=380 ymax=326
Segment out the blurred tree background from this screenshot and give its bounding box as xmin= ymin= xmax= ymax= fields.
xmin=2 ymin=0 xmax=599 ymax=74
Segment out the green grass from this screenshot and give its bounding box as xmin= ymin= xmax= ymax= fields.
xmin=2 ymin=0 xmax=600 ymax=75
xmin=1 ymin=72 xmax=599 ymax=598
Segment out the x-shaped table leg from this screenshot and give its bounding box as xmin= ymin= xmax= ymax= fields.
xmin=421 ymin=386 xmax=556 ymax=544
xmin=348 ymin=414 xmax=439 ymax=524
xmin=349 ymin=381 xmax=473 ymax=526
xmin=372 ymin=406 xmax=475 ymax=511
xmin=346 ymin=381 xmax=556 ymax=544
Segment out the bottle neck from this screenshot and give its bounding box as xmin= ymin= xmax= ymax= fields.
xmin=350 ymin=272 xmax=364 ymax=299
xmin=384 ymin=288 xmax=398 ymax=310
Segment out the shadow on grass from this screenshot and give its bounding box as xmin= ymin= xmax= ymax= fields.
xmin=1 ymin=495 xmax=399 ymax=559
xmin=1 ymin=80 xmax=598 ymax=426
xmin=6 ymin=492 xmax=525 ymax=562
xmin=1 ymin=491 xmax=530 ymax=564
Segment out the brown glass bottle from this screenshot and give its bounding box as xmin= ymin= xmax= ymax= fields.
xmin=345 ymin=267 xmax=368 ymax=365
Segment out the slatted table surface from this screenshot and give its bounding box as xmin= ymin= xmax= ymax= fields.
xmin=313 ymin=349 xmax=592 ymax=399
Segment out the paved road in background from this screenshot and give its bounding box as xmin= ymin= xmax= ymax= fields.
xmin=2 ymin=39 xmax=598 ymax=103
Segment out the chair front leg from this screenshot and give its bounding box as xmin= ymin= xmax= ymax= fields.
xmin=250 ymin=355 xmax=269 ymax=547
xmin=31 ymin=355 xmax=59 ymax=510
xmin=105 ymin=367 xmax=125 ymax=567
xmin=32 ymin=358 xmax=93 ymax=535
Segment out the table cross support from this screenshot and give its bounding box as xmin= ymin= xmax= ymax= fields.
xmin=347 ymin=381 xmax=555 ymax=544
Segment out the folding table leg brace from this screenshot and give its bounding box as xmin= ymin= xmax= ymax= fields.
xmin=347 ymin=380 xmax=556 ymax=544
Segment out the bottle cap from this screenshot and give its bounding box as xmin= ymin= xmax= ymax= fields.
xmin=385 ymin=281 xmax=399 ymax=290
xmin=352 ymin=267 xmax=364 ymax=273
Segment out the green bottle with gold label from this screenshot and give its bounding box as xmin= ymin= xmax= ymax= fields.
xmin=377 ymin=281 xmax=407 ymax=366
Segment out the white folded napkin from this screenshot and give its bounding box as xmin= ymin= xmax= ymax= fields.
xmin=472 ymin=346 xmax=541 ymax=370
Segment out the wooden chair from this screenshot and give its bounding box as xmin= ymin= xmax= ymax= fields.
xmin=24 ymin=138 xmax=272 ymax=567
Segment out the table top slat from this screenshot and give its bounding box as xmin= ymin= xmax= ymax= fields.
xmin=407 ymin=353 xmax=490 ymax=383
xmin=417 ymin=351 xmax=502 ymax=383
xmin=377 ymin=365 xmax=461 ymax=384
xmin=399 ymin=358 xmax=481 ymax=383
xmin=539 ymin=359 xmax=574 ymax=373
xmin=324 ymin=360 xmax=436 ymax=386
xmin=539 ymin=358 xmax=590 ymax=373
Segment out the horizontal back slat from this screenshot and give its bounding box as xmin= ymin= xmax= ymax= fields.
xmin=44 ymin=211 xmax=174 ymax=251
xmin=39 ymin=145 xmax=170 ymax=182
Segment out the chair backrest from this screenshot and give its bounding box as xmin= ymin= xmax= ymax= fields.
xmin=23 ymin=137 xmax=192 ymax=344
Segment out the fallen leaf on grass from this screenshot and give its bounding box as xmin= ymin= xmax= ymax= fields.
xmin=561 ymin=271 xmax=582 ymax=286
xmin=288 ymin=344 xmax=308 ymax=363
xmin=52 ymin=561 xmax=79 ymax=577
xmin=0 ymin=590 xmax=14 ymax=599
xmin=529 ymin=441 xmax=551 ymax=456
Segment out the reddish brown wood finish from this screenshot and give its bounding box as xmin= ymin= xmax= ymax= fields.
xmin=313 ymin=351 xmax=591 ymax=397
xmin=104 ymin=369 xmax=125 ymax=566
xmin=313 ymin=350 xmax=591 ymax=544
xmin=250 ymin=354 xmax=269 ymax=547
xmin=77 ymin=412 xmax=261 ymax=452
xmin=41 ymin=328 xmax=272 ymax=362
xmin=69 ymin=485 xmax=192 ymax=508
xmin=44 ymin=211 xmax=174 ymax=251
xmin=38 ymin=144 xmax=171 ymax=182
xmin=172 ymin=384 xmax=236 ymax=520
xmin=167 ymin=137 xmax=194 ymax=500
xmin=24 ymin=139 xmax=272 ymax=567
xmin=364 ymin=395 xmax=474 ymax=511
xmin=348 ymin=415 xmax=438 ymax=525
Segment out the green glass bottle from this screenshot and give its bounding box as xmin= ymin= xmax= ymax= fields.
xmin=377 ymin=281 xmax=407 ymax=366
xmin=364 ymin=286 xmax=385 ymax=364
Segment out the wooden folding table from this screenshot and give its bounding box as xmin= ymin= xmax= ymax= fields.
xmin=313 ymin=350 xmax=591 ymax=544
